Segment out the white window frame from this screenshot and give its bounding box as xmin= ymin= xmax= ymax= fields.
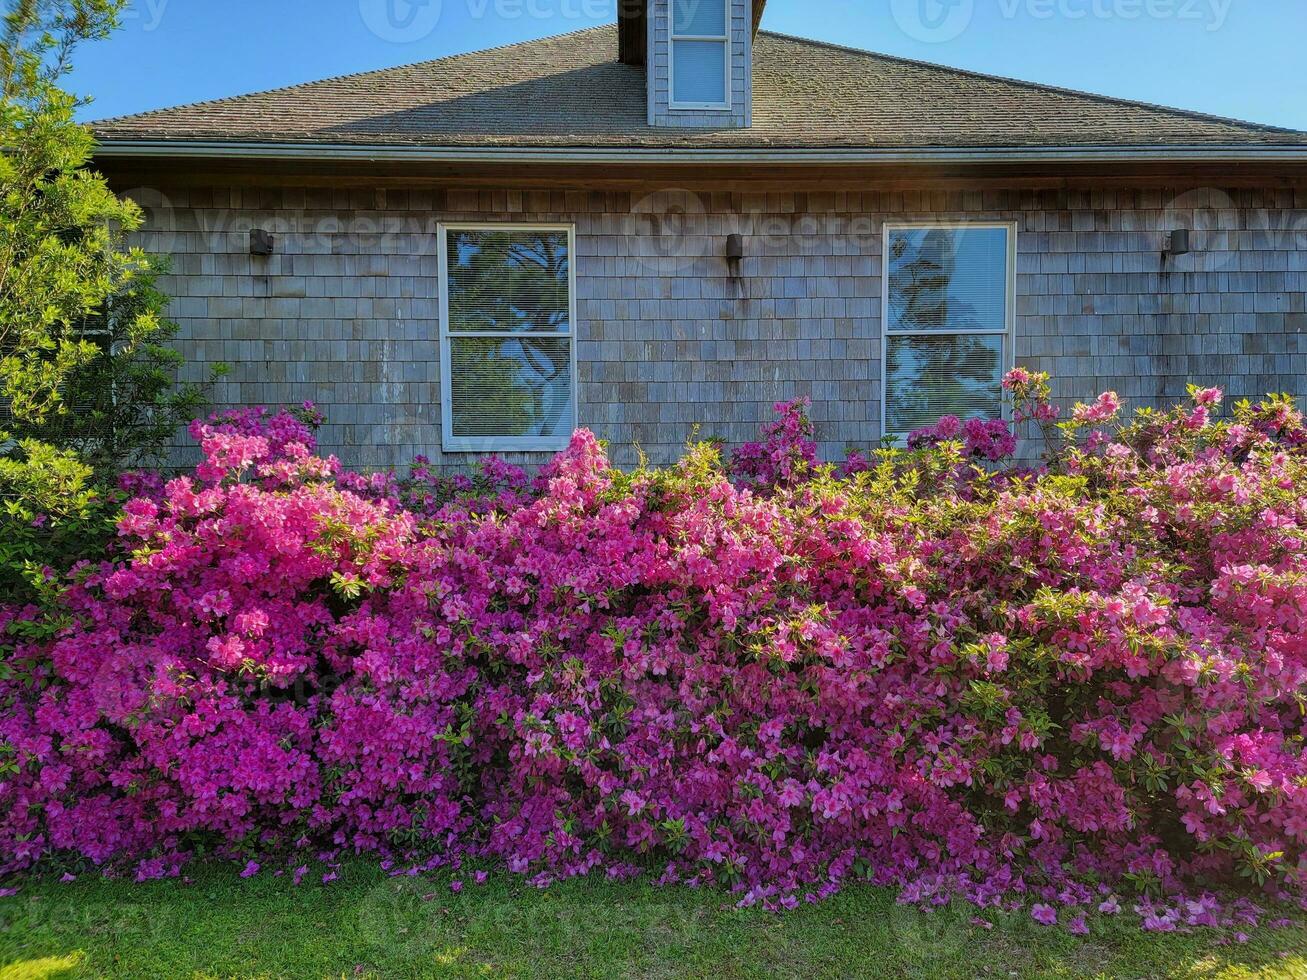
xmin=668 ymin=0 xmax=732 ymax=111
xmin=438 ymin=222 xmax=579 ymax=453
xmin=880 ymin=220 xmax=1018 ymax=441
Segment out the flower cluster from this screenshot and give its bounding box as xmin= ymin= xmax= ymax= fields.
xmin=729 ymin=397 xmax=819 ymax=490
xmin=3 ymin=378 xmax=1307 ymax=928
xmin=907 ymin=415 xmax=1018 ymax=461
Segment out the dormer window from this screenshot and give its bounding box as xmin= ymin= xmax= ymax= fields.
xmin=670 ymin=0 xmax=730 ymax=109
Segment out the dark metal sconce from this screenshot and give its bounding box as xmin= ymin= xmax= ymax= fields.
xmin=725 ymin=233 xmax=745 ymax=275
xmin=1163 ymin=228 xmax=1191 ymax=259
xmin=250 ymin=228 xmax=275 ymax=256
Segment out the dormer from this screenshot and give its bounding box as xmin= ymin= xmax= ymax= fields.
xmin=619 ymin=0 xmax=766 ymax=129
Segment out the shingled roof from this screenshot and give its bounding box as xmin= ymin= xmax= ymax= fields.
xmin=90 ymin=26 xmax=1307 ymax=151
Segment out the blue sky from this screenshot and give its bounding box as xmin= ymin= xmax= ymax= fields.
xmin=71 ymin=0 xmax=1306 ymax=131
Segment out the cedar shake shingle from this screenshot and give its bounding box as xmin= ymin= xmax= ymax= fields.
xmin=91 ymin=27 xmax=1307 ymax=150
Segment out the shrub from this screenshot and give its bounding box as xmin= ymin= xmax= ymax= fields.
xmin=0 ymin=0 xmax=212 ymax=615
xmin=2 ymin=374 xmax=1307 ymax=927
xmin=0 ymin=438 xmax=114 ymax=617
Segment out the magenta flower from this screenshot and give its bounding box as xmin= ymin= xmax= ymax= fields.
xmin=1073 ymin=391 xmax=1122 ymax=424
xmin=1 ymin=391 xmax=1307 ymax=930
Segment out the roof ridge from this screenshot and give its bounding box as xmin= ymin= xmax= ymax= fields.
xmin=89 ymin=23 xmax=617 ymax=128
xmin=758 ymin=29 xmax=1306 ymax=138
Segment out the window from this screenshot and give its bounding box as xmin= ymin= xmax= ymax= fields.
xmin=439 ymin=224 xmax=578 ymax=452
xmin=881 ymin=222 xmax=1016 ymax=437
xmin=670 ymin=0 xmax=730 ymax=109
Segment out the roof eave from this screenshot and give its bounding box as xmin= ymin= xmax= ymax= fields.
xmin=90 ymin=139 xmax=1307 ymax=165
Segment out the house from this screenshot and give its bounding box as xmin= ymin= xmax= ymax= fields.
xmin=90 ymin=0 xmax=1307 ymax=469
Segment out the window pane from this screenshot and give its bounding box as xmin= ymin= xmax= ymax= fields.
xmin=887 ymin=226 xmax=1008 ymax=332
xmin=449 ymin=336 xmax=574 ymax=439
xmin=446 ymin=229 xmax=570 ymax=334
xmin=674 ymin=0 xmax=726 ymax=35
xmin=672 ymin=40 xmax=727 ymax=105
xmin=886 ymin=334 xmax=1004 ymax=434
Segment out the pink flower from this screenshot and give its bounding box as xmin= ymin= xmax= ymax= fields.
xmin=1073 ymin=391 xmax=1122 ymax=424
xmin=1003 ymin=368 xmax=1032 ymax=389
xmin=3 ymin=388 xmax=1307 ymax=928
xmin=1245 ymin=769 xmax=1273 ymax=793
xmin=934 ymin=415 xmax=963 ymax=439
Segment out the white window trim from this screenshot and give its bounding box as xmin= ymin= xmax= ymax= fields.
xmin=438 ymin=222 xmax=579 ymax=453
xmin=879 ymin=220 xmax=1018 ymax=441
xmin=668 ymin=0 xmax=732 ymax=111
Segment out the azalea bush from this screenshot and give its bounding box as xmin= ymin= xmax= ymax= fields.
xmin=2 ymin=373 xmax=1307 ymax=932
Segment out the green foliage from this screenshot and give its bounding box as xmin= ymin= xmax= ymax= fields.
xmin=2 ymin=260 xmax=217 ymax=472
xmin=0 ymin=1 xmax=205 ymax=617
xmin=0 ymin=436 xmax=111 ymax=616
xmin=0 ymin=0 xmax=138 ymax=426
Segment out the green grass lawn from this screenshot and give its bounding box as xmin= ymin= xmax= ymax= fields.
xmin=2 ymin=862 xmax=1306 ymax=979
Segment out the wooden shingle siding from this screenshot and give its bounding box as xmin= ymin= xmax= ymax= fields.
xmin=137 ymin=183 xmax=1307 ymax=471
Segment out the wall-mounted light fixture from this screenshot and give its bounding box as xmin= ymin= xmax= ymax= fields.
xmin=725 ymin=233 xmax=745 ymax=275
xmin=250 ymin=228 xmax=275 ymax=256
xmin=1163 ymin=228 xmax=1191 ymax=260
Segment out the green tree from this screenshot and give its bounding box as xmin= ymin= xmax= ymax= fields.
xmin=2 ymin=260 xmax=211 ymax=472
xmin=0 ymin=0 xmax=152 ymax=427
xmin=0 ymin=1 xmax=207 ymax=610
